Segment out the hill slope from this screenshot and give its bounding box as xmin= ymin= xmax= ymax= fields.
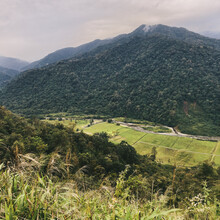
xmin=0 ymin=66 xmax=19 ymax=88
xmin=22 ymin=24 xmax=220 ymax=71
xmin=0 ymin=56 xmax=29 ymax=71
xmin=22 ymin=39 xmax=115 ymax=71
xmin=1 ymin=25 xmax=220 ymax=136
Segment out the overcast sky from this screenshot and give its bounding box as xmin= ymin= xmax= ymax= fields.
xmin=1 ymin=0 xmax=220 ymax=62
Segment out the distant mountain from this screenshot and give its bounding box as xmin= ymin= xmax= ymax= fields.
xmin=1 ymin=24 xmax=220 ymax=136
xmin=136 ymin=24 xmax=220 ymax=50
xmin=201 ymin=31 xmax=220 ymax=39
xmin=0 ymin=66 xmax=19 ymax=88
xmin=22 ymin=39 xmax=115 ymax=71
xmin=22 ymin=24 xmax=220 ymax=72
xmin=0 ymin=56 xmax=29 ymax=71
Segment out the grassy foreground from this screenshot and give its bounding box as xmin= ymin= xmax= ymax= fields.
xmin=1 ymin=107 xmax=219 ymax=219
xmin=0 ymin=164 xmax=219 ymax=220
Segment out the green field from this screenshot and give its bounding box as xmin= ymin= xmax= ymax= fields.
xmin=84 ymin=122 xmax=219 ymax=166
xmin=214 ymin=142 xmax=220 ymax=165
xmin=43 ymin=119 xmax=220 ymax=166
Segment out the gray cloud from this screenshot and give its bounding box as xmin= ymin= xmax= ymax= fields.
xmin=1 ymin=0 xmax=220 ymax=61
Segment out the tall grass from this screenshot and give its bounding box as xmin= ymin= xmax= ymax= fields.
xmin=0 ymin=163 xmax=218 ymax=219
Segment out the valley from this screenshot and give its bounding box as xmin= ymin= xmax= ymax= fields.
xmin=1 ymin=24 xmax=220 ymax=137
xmin=43 ymin=116 xmax=220 ymax=167
xmin=1 ymin=22 xmax=220 ymax=219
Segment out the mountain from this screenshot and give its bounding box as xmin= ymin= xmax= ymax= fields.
xmin=201 ymin=31 xmax=220 ymax=39
xmin=22 ymin=24 xmax=220 ymax=72
xmin=0 ymin=56 xmax=29 ymax=71
xmin=0 ymin=66 xmax=19 ymax=88
xmin=21 ymin=24 xmax=220 ymax=72
xmin=1 ymin=24 xmax=220 ymax=136
xmin=135 ymin=24 xmax=220 ymax=50
xmin=22 ymin=39 xmax=115 ymax=71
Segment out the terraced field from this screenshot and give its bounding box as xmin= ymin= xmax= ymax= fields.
xmin=43 ymin=118 xmax=219 ymax=166
xmin=84 ymin=122 xmax=220 ymax=166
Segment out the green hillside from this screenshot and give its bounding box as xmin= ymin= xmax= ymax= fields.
xmin=0 ymin=55 xmax=29 ymax=71
xmin=0 ymin=106 xmax=219 ymax=219
xmin=1 ymin=25 xmax=220 ymax=136
xmin=0 ymin=66 xmax=19 ymax=88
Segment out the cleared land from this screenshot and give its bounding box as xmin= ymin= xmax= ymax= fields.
xmin=44 ymin=119 xmax=219 ymax=166
xmin=84 ymin=122 xmax=219 ymax=166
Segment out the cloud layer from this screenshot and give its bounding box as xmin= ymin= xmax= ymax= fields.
xmin=1 ymin=0 xmax=220 ymax=61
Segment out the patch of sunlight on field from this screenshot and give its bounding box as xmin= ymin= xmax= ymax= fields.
xmin=81 ymin=121 xmax=218 ymax=166
xmin=172 ymin=137 xmax=193 ymax=150
xmin=140 ymin=133 xmax=168 ymax=145
xmin=156 ymin=147 xmax=179 ymax=165
xmin=84 ymin=122 xmax=122 ymax=135
xmin=214 ymin=142 xmax=220 ymax=165
xmin=160 ymin=136 xmax=179 ymax=148
xmin=187 ymin=139 xmax=216 ymax=153
xmin=214 ymin=156 xmax=220 ymax=165
xmin=117 ymin=129 xmax=145 ymax=145
xmin=75 ymin=119 xmax=90 ymax=130
xmin=177 ymin=151 xmax=210 ymax=166
xmin=134 ymin=142 xmax=211 ymax=166
xmin=133 ymin=142 xmax=153 ymax=155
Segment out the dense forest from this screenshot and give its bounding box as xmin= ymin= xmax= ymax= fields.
xmin=0 ymin=66 xmax=19 ymax=88
xmin=1 ymin=27 xmax=220 ymax=136
xmin=20 ymin=24 xmax=220 ymax=71
xmin=0 ymin=106 xmax=219 ymax=218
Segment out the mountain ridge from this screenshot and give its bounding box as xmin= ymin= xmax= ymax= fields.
xmin=22 ymin=24 xmax=220 ymax=71
xmin=0 ymin=66 xmax=19 ymax=88
xmin=1 ymin=24 xmax=220 ymax=136
xmin=0 ymin=55 xmax=29 ymax=71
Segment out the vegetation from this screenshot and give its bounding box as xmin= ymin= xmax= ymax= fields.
xmin=142 ymin=126 xmax=171 ymax=133
xmin=0 ymin=55 xmax=29 ymax=71
xmin=0 ymin=66 xmax=19 ymax=88
xmin=83 ymin=121 xmax=220 ymax=166
xmin=1 ymin=25 xmax=220 ymax=136
xmin=114 ymin=117 xmax=157 ymax=126
xmin=1 ymin=164 xmax=219 ymax=219
xmin=0 ymin=106 xmax=219 ymax=219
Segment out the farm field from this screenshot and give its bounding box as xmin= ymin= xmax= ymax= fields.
xmin=43 ymin=118 xmax=220 ymax=166
xmin=84 ymin=122 xmax=220 ymax=166
xmin=214 ymin=142 xmax=220 ymax=165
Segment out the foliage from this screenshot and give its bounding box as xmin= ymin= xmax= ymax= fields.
xmin=143 ymin=126 xmax=171 ymax=133
xmin=0 ymin=107 xmax=219 ymax=219
xmin=0 ymin=66 xmax=19 ymax=88
xmin=1 ymin=26 xmax=220 ymax=136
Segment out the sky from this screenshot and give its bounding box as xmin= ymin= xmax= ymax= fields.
xmin=1 ymin=0 xmax=220 ymax=62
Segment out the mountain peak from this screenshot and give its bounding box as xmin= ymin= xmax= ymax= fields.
xmin=142 ymin=24 xmax=159 ymax=32
xmin=131 ymin=24 xmax=163 ymax=36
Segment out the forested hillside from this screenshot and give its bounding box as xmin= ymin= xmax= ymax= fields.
xmin=0 ymin=66 xmax=19 ymax=88
xmin=0 ymin=56 xmax=29 ymax=71
xmin=21 ymin=24 xmax=220 ymax=72
xmin=21 ymin=39 xmax=114 ymax=71
xmin=1 ymin=26 xmax=220 ymax=136
xmin=0 ymin=106 xmax=219 ymax=219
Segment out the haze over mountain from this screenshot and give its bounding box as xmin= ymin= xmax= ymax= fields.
xmin=0 ymin=56 xmax=29 ymax=71
xmin=201 ymin=31 xmax=220 ymax=39
xmin=22 ymin=39 xmax=113 ymax=71
xmin=0 ymin=66 xmax=19 ymax=88
xmin=1 ymin=24 xmax=220 ymax=136
xmin=21 ymin=24 xmax=220 ymax=72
